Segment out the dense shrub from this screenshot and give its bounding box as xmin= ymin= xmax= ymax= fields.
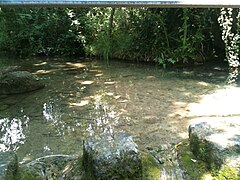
xmin=0 ymin=8 xmax=91 ymax=56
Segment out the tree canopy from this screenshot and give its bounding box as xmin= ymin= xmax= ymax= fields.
xmin=0 ymin=8 xmax=239 ymax=67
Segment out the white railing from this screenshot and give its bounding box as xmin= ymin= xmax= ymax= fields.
xmin=1 ymin=0 xmax=240 ymax=8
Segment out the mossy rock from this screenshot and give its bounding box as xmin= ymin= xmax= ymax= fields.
xmin=189 ymin=121 xmax=240 ymax=170
xmin=0 ymin=71 xmax=44 ymax=94
xmin=178 ymin=140 xmax=240 ymax=180
xmin=141 ymin=152 xmax=161 ymax=180
xmin=83 ymin=132 xmax=142 ymax=179
xmin=178 ymin=141 xmax=211 ymax=180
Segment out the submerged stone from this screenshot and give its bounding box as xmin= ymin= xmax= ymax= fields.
xmin=20 ymin=154 xmax=77 ymax=179
xmin=0 ymin=71 xmax=44 ymax=94
xmin=0 ymin=66 xmax=20 ymax=75
xmin=0 ymin=151 xmax=18 ymax=180
xmin=83 ymin=132 xmax=142 ymax=179
xmin=188 ymin=120 xmax=240 ymax=169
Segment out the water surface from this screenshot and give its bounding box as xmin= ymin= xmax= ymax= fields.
xmin=0 ymin=57 xmax=229 ymax=164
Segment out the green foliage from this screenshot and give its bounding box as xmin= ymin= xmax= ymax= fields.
xmin=0 ymin=8 xmax=91 ymax=56
xmin=0 ymin=15 xmax=8 ymax=52
xmin=175 ymin=9 xmax=206 ymax=63
xmin=128 ymin=8 xmax=170 ymax=61
xmin=157 ymin=54 xmax=176 ymax=69
xmin=94 ymin=32 xmax=112 ymax=61
xmin=0 ymin=7 xmax=229 ymax=65
xmin=95 ymin=8 xmax=213 ymax=64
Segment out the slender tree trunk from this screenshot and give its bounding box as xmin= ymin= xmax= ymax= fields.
xmin=105 ymin=7 xmax=115 ymax=64
xmin=109 ymin=8 xmax=116 ymax=38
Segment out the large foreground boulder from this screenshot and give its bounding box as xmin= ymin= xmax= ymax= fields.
xmin=83 ymin=132 xmax=142 ymax=179
xmin=0 ymin=151 xmax=18 ymax=180
xmin=0 ymin=71 xmax=44 ymax=94
xmin=189 ymin=119 xmax=240 ymax=169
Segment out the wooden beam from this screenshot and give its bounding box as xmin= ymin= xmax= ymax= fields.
xmin=1 ymin=0 xmax=240 ymax=8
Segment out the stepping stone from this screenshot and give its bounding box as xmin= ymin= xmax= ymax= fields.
xmin=189 ymin=118 xmax=240 ymax=169
xmin=83 ymin=132 xmax=142 ymax=179
xmin=0 ymin=71 xmax=44 ymax=94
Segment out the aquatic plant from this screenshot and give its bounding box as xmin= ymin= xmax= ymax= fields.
xmin=157 ymin=54 xmax=176 ymax=69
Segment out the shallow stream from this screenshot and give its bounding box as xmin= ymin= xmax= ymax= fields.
xmin=0 ymin=56 xmax=233 ymax=178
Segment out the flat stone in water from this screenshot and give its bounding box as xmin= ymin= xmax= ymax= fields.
xmin=22 ymin=154 xmax=77 ymax=179
xmin=0 ymin=71 xmax=44 ymax=94
xmin=189 ymin=118 xmax=240 ymax=169
xmin=83 ymin=132 xmax=142 ymax=179
xmin=0 ymin=151 xmax=18 ymax=180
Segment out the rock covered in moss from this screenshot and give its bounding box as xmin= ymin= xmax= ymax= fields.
xmin=0 ymin=71 xmax=44 ymax=94
xmin=0 ymin=151 xmax=18 ymax=180
xmin=188 ymin=120 xmax=240 ymax=170
xmin=83 ymin=132 xmax=142 ymax=179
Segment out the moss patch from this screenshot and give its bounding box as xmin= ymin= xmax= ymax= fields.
xmin=212 ymin=166 xmax=240 ymax=180
xmin=178 ymin=140 xmax=240 ymax=180
xmin=178 ymin=141 xmax=208 ymax=180
xmin=141 ymin=152 xmax=161 ymax=180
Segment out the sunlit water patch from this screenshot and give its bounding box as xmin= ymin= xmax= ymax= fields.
xmin=0 ymin=116 xmax=29 ymax=152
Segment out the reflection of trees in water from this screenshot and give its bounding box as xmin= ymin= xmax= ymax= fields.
xmin=42 ymin=98 xmax=65 ymax=136
xmin=0 ymin=116 xmax=29 ymax=152
xmin=87 ymin=95 xmax=120 ymax=136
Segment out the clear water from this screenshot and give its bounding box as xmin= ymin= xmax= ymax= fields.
xmin=0 ymin=56 xmax=229 ymax=177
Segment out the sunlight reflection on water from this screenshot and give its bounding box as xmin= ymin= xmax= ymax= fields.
xmin=0 ymin=116 xmax=29 ymax=152
xmin=43 ymin=99 xmax=62 ymax=123
xmin=86 ymin=93 xmax=120 ymax=136
xmin=42 ymin=99 xmax=67 ymax=137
